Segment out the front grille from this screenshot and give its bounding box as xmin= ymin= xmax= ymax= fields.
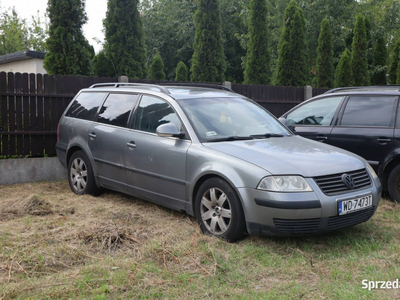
xmin=273 ymin=218 xmax=321 ymax=234
xmin=313 ymin=169 xmax=371 ymax=196
xmin=327 ymin=206 xmax=375 ymax=230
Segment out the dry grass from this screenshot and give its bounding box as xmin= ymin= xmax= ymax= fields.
xmin=0 ymin=181 xmax=400 ymax=299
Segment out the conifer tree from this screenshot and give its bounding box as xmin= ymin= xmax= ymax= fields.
xmin=397 ymin=55 xmax=400 ymax=84
xmin=351 ymin=14 xmax=369 ymax=86
xmin=389 ymin=41 xmax=400 ymax=84
xmin=371 ymin=36 xmax=387 ymax=85
xmin=93 ymin=50 xmax=115 ymax=77
xmin=175 ymin=61 xmax=188 ymax=81
xmin=44 ymin=0 xmax=92 ymax=75
xmin=315 ymin=17 xmax=334 ymax=88
xmin=104 ymin=0 xmax=147 ymax=79
xmin=150 ymin=53 xmax=166 ymax=80
xmin=335 ymin=48 xmax=353 ymax=88
xmin=275 ymin=0 xmax=308 ymax=87
xmin=190 ymin=0 xmax=226 ymax=82
xmin=243 ymin=0 xmax=270 ymax=85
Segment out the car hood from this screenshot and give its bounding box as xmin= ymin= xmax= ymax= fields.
xmin=203 ymin=136 xmax=365 ymax=177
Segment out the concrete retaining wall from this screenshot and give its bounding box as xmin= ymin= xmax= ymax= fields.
xmin=0 ymin=157 xmax=67 ymax=185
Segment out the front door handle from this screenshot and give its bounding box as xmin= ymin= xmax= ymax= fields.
xmin=377 ymin=138 xmax=392 ymax=144
xmin=127 ymin=141 xmax=137 ymax=149
xmin=88 ymin=133 xmax=96 ymax=140
xmin=316 ymin=135 xmax=328 ymax=141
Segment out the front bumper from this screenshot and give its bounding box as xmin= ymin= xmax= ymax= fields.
xmin=238 ymin=176 xmax=382 ymax=236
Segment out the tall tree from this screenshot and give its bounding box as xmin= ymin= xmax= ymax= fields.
xmin=175 ymin=61 xmax=188 ymax=81
xmin=275 ymin=0 xmax=308 ymax=86
xmin=0 ymin=9 xmax=47 ymax=55
xmin=243 ymin=0 xmax=270 ymax=85
xmin=389 ymin=41 xmax=400 ymax=84
xmin=190 ymin=0 xmax=226 ymax=82
xmin=44 ymin=0 xmax=91 ymax=75
xmin=315 ymin=17 xmax=334 ymax=88
xmin=351 ymin=14 xmax=369 ymax=86
xmin=150 ymin=53 xmax=166 ymax=80
xmin=371 ymin=36 xmax=387 ymax=85
xmin=93 ymin=50 xmax=115 ymax=77
xmin=104 ymin=0 xmax=147 ymax=79
xmin=397 ymin=53 xmax=400 ymax=84
xmin=335 ymin=48 xmax=353 ymax=87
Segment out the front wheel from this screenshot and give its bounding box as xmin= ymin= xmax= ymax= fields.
xmin=195 ymin=177 xmax=246 ymax=242
xmin=68 ymin=150 xmax=101 ymax=196
xmin=387 ymin=164 xmax=400 ymax=203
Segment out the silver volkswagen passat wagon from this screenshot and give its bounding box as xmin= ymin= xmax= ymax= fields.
xmin=56 ymin=83 xmax=382 ymax=241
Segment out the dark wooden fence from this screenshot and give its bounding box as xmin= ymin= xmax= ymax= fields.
xmin=0 ymin=72 xmax=328 ymax=158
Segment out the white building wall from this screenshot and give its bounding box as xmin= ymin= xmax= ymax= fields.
xmin=0 ymin=58 xmax=47 ymax=74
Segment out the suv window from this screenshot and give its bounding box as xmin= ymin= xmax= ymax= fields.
xmin=65 ymin=92 xmax=106 ymax=121
xmin=97 ymin=93 xmax=138 ymax=127
xmin=341 ymin=96 xmax=397 ymax=127
xmin=134 ymin=95 xmax=182 ymax=133
xmin=286 ymin=97 xmax=343 ymax=126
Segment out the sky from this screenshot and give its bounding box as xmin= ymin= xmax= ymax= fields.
xmin=1 ymin=0 xmax=108 ymax=53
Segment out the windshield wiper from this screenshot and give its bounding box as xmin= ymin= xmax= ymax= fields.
xmin=206 ymin=136 xmax=254 ymax=142
xmin=251 ymin=133 xmax=286 ymax=139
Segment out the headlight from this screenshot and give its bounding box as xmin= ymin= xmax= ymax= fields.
xmin=366 ymin=163 xmax=378 ymax=180
xmin=257 ymin=176 xmax=313 ymax=192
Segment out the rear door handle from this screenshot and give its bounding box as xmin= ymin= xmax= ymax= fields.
xmin=377 ymin=138 xmax=392 ymax=144
xmin=127 ymin=141 xmax=137 ymax=149
xmin=88 ymin=133 xmax=96 ymax=140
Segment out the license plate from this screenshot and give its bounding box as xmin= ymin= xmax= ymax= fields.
xmin=338 ymin=194 xmax=373 ymax=215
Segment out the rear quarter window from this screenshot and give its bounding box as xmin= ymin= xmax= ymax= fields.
xmin=65 ymin=92 xmax=107 ymax=121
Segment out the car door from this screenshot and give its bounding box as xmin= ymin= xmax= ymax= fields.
xmin=124 ymin=95 xmax=191 ymax=210
xmin=329 ymin=95 xmax=397 ymax=172
xmin=282 ymin=96 xmax=345 ymax=142
xmin=88 ymin=93 xmax=139 ymax=191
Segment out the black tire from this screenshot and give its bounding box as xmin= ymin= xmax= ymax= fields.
xmin=68 ymin=150 xmax=101 ymax=196
xmin=388 ymin=164 xmax=400 ymax=203
xmin=195 ymin=177 xmax=247 ymax=242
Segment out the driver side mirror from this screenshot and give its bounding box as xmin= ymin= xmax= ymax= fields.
xmin=156 ymin=123 xmax=185 ymax=138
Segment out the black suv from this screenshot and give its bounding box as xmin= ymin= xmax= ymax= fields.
xmin=279 ymin=86 xmax=400 ymax=202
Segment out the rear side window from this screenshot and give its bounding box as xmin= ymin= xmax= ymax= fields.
xmin=133 ymin=95 xmax=182 ymax=133
xmin=286 ymin=97 xmax=343 ymax=126
xmin=97 ymin=93 xmax=138 ymax=127
xmin=65 ymin=92 xmax=106 ymax=121
xmin=341 ymin=96 xmax=397 ymax=127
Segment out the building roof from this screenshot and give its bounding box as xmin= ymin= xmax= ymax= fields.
xmin=0 ymin=50 xmax=46 ymax=65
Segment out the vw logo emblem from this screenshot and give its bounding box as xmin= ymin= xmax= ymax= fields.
xmin=342 ymin=174 xmax=355 ymax=189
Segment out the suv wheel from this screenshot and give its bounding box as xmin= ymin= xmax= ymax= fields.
xmin=68 ymin=150 xmax=100 ymax=196
xmin=388 ymin=165 xmax=400 ymax=203
xmin=195 ymin=178 xmax=246 ymax=242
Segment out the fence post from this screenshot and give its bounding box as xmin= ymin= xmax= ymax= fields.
xmin=223 ymin=81 xmax=232 ymax=90
xmin=118 ymin=75 xmax=129 ymax=83
xmin=304 ymin=85 xmax=313 ymax=100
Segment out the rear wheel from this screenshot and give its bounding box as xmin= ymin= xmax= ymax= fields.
xmin=388 ymin=164 xmax=400 ymax=203
xmin=195 ymin=177 xmax=246 ymax=242
xmin=68 ymin=150 xmax=100 ymax=196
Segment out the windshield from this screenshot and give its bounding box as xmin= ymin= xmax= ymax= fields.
xmin=177 ymin=97 xmax=291 ymax=142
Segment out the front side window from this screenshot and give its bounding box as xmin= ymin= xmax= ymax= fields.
xmin=134 ymin=95 xmax=182 ymax=133
xmin=286 ymin=97 xmax=343 ymax=126
xmin=341 ymin=96 xmax=397 ymax=127
xmin=65 ymin=92 xmax=107 ymax=121
xmin=97 ymin=93 xmax=138 ymax=127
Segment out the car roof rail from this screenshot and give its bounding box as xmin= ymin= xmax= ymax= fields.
xmin=159 ymin=82 xmax=234 ymax=92
xmin=324 ymin=85 xmax=400 ymax=94
xmin=89 ymin=82 xmax=171 ymax=94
